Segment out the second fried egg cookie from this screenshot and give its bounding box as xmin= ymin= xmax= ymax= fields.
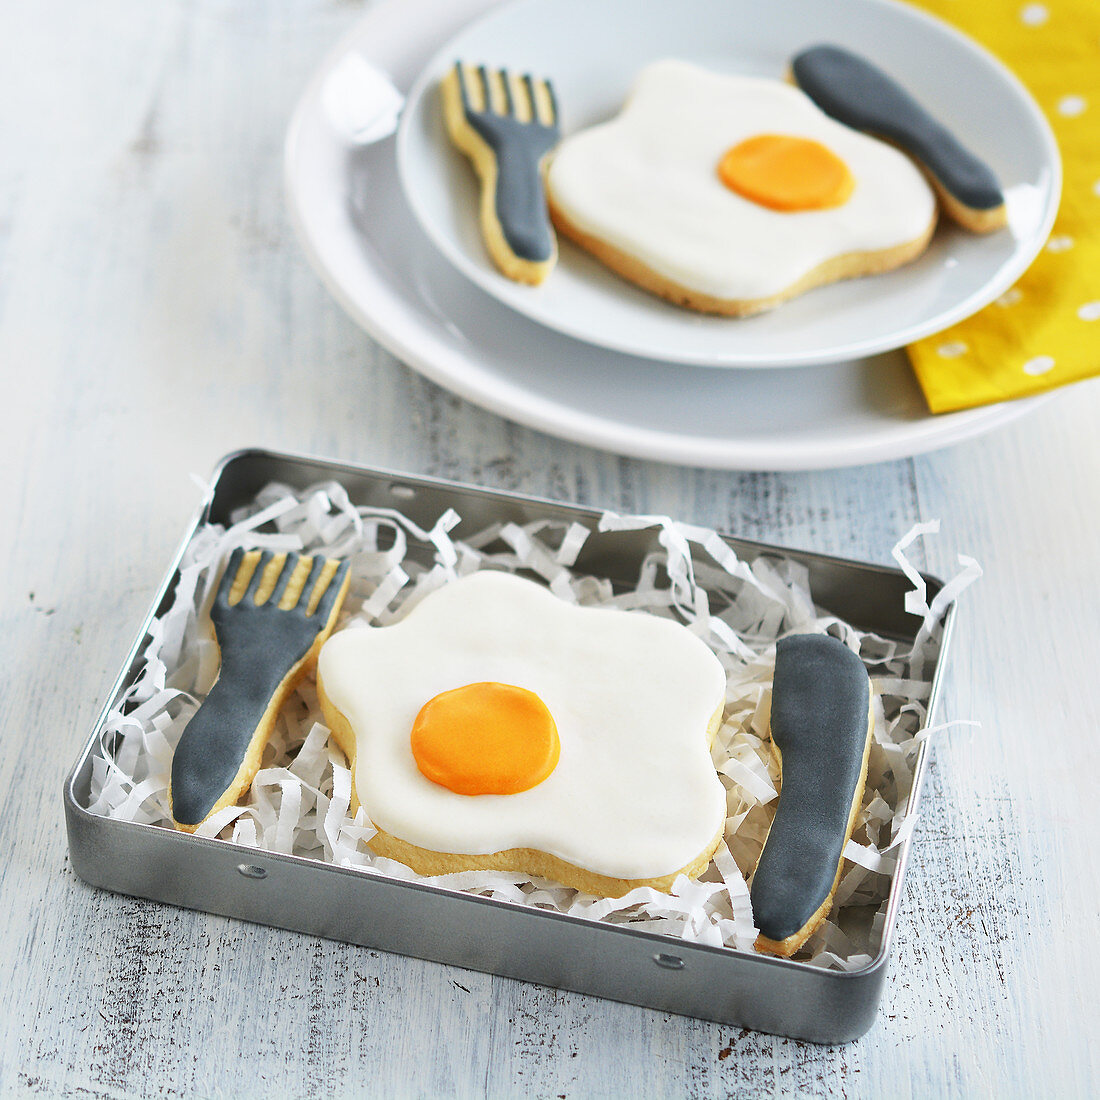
xmin=546 ymin=58 xmax=938 ymax=316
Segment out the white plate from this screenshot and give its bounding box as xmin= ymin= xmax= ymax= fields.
xmin=397 ymin=0 xmax=1060 ymax=368
xmin=284 ymin=0 xmax=1048 ymax=470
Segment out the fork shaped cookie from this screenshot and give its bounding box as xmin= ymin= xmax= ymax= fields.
xmin=441 ymin=62 xmax=561 ymax=284
xmin=170 ymin=548 xmax=351 ymax=832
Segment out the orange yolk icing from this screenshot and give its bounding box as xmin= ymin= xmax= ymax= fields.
xmin=410 ymin=681 xmax=561 ymax=796
xmin=717 ymin=134 xmax=854 ymax=212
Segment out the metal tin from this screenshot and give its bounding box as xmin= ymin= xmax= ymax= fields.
xmin=64 ymin=448 xmax=954 ymax=1043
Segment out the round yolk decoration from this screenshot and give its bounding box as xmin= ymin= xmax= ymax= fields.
xmin=410 ymin=681 xmax=560 ymax=796
xmin=717 ymin=133 xmax=855 ymax=211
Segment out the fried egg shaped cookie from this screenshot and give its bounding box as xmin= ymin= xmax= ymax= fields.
xmin=545 ymin=59 xmax=937 ymax=316
xmin=791 ymin=45 xmax=1007 ymax=234
xmin=750 ymin=634 xmax=874 ymax=957
xmin=317 ymin=571 xmax=728 ymax=897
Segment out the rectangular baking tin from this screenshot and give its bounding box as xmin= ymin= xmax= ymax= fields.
xmin=64 ymin=448 xmax=954 ymax=1044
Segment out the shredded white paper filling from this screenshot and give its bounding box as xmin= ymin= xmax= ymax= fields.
xmin=85 ymin=480 xmax=979 ymax=968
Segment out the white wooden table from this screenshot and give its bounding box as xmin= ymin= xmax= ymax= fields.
xmin=3 ymin=1 xmax=1098 ymax=1095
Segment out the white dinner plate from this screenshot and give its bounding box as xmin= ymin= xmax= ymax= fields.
xmin=284 ymin=0 xmax=1048 ymax=470
xmin=397 ymin=0 xmax=1060 ymax=368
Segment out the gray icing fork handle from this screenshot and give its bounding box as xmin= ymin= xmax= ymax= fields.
xmin=169 ymin=626 xmax=303 ymax=827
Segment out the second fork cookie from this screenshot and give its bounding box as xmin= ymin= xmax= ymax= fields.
xmin=169 ymin=549 xmax=350 ymax=832
xmin=441 ymin=62 xmax=561 ymax=285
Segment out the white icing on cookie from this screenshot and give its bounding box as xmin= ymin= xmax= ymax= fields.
xmin=546 ymin=59 xmax=938 ymax=301
xmin=317 ymin=571 xmax=727 ymax=881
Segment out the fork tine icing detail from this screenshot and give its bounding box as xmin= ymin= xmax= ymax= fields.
xmin=169 ymin=549 xmax=351 ymax=831
xmin=441 ymin=61 xmax=561 ymax=285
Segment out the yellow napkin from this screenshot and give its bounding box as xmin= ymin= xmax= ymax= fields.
xmin=904 ymin=0 xmax=1099 ymax=413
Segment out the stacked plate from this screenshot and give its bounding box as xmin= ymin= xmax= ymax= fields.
xmin=284 ymin=0 xmax=1060 ymax=469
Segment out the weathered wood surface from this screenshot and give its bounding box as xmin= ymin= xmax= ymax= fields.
xmin=2 ymin=1 xmax=1098 ymax=1095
